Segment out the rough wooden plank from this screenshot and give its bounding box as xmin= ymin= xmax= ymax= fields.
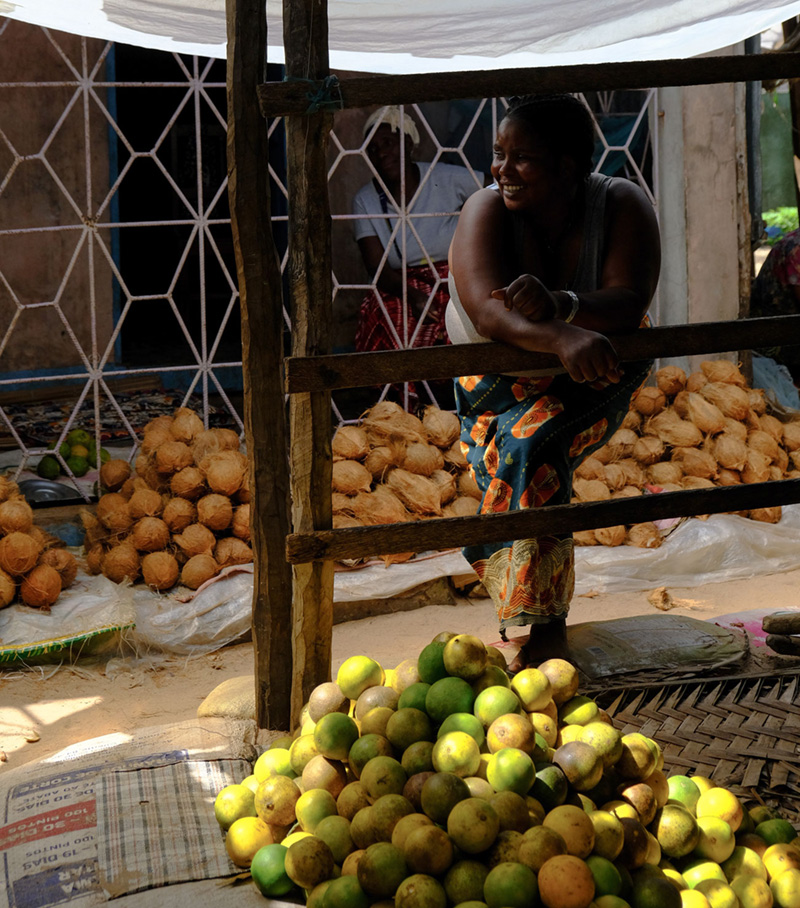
xmin=258 ymin=52 xmax=800 ymax=117
xmin=285 ymin=315 xmax=800 ymax=392
xmin=286 ymin=479 xmax=800 ymax=563
xmin=226 ymin=0 xmax=293 ymax=729
xmin=284 ymin=0 xmax=335 ymax=715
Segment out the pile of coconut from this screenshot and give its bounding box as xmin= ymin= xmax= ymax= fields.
xmin=331 ymin=401 xmax=479 ymax=565
xmin=82 ymin=407 xmax=251 ymax=592
xmin=0 ymin=476 xmax=78 ymax=610
xmin=573 ymin=360 xmax=800 ymax=548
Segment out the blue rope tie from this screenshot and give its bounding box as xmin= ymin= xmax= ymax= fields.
xmin=284 ymin=75 xmax=344 ymax=114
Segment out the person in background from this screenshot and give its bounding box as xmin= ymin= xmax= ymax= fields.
xmin=352 ymin=106 xmax=484 ymax=383
xmin=446 ymin=93 xmax=660 ymax=671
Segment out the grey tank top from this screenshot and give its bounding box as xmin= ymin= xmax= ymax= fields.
xmin=445 ymin=172 xmax=613 ymax=346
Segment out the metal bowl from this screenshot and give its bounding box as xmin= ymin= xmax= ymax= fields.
xmin=17 ymin=478 xmax=86 ymax=505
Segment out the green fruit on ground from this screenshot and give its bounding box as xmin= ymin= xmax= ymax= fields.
xmin=552 ymin=741 xmax=603 ymax=793
xmin=302 ymin=754 xmax=348 ymax=799
xmin=531 ymin=762 xmax=569 ymax=811
xmin=486 ymin=747 xmax=535 ymax=796
xmin=579 ymin=722 xmax=624 ymax=769
xmin=417 ymin=641 xmax=449 ymax=685
xmin=667 ymin=775 xmax=702 ymax=813
xmin=357 ymin=841 xmax=409 ymax=899
xmin=537 ymin=658 xmax=580 ymax=705
xmin=618 ymin=782 xmax=658 ymax=826
xmin=314 ymin=711 xmax=360 ymax=761
xmin=631 ymin=873 xmax=681 ymax=908
xmin=56 ymin=441 xmax=71 ymax=458
xmin=69 ymin=444 xmax=90 ymax=459
xmin=337 ymin=781 xmax=372 ymax=820
xmin=751 ymin=805 xmax=777 ymax=826
xmin=543 ymin=804 xmax=595 ymax=858
xmin=757 ymin=819 xmax=798 ymax=847
xmin=315 ymin=813 xmax=354 ymax=864
xmin=589 ymin=809 xmax=625 ymax=861
xmin=391 ymin=658 xmax=422 ymax=693
xmin=433 ymin=731 xmax=481 ymax=778
xmin=432 ymin=631 xmax=458 ymax=644
xmin=348 ymin=732 xmax=394 ymax=779
xmin=721 ymin=845 xmax=767 ymax=882
xmin=596 ymin=898 xmax=633 ymax=908
xmin=404 ymin=824 xmax=455 ymax=876
xmin=643 ymin=769 xmax=670 ymax=808
xmin=214 ymin=783 xmax=257 ymax=829
xmin=360 ymin=755 xmax=407 ymax=799
xmin=307 ymin=878 xmax=336 ymax=908
xmin=764 ymin=843 xmax=800 ymax=880
xmin=254 ymin=774 xmax=301 ymax=826
xmin=392 ymin=813 xmax=434 ymax=851
xmin=511 ymin=667 xmax=553 ymax=712
xmin=438 ymin=712 xmax=486 ymax=748
xmin=484 ymin=860 xmax=539 ymax=908
xmin=447 ymin=797 xmax=501 ymax=854
xmin=404 ymin=771 xmax=436 ymax=812
xmin=225 ymin=816 xmax=276 ymax=867
xmin=386 ymin=708 xmax=434 ymax=752
xmin=770 ymin=868 xmax=800 ymax=908
xmin=681 ymin=858 xmax=728 ymax=889
xmin=695 ymin=879 xmax=740 ymax=908
xmin=87 ymin=445 xmax=110 ymax=467
xmin=284 ymin=836 xmax=334 ymax=889
xmin=444 ymin=860 xmax=490 ymax=905
xmin=518 ymin=825 xmax=568 ymax=872
xmin=420 ymin=771 xmax=471 ymax=825
xmin=337 ymin=655 xmax=383 ymax=700
xmin=444 ymin=634 xmax=489 ymax=681
xmin=402 ymin=740 xmax=435 ymax=776
xmin=250 ymin=843 xmax=294 ymax=897
xmin=325 ymin=874 xmax=371 ymax=908
xmin=350 ymin=807 xmax=378 ymax=850
xmin=473 ymin=685 xmax=521 ymax=728
xmin=681 ymin=893 xmax=711 ymax=908
xmin=537 ymin=854 xmax=596 ymax=908
xmin=739 ymin=834 xmax=770 ymax=858
xmin=37 ymin=455 xmax=61 ymax=479
xmin=559 ymin=695 xmax=599 ymax=727
xmin=617 ymin=817 xmax=650 ymax=871
xmin=486 ymin=712 xmax=540 ymax=756
xmin=653 ymin=804 xmax=700 ymax=860
xmin=696 ymin=788 xmax=743 ymax=832
xmin=395 ymin=874 xmax=448 ymax=908
xmin=308 ymin=681 xmax=349 ymax=722
xmin=489 ymin=789 xmax=531 ymax=833
xmin=356 ymin=685 xmax=399 ymax=720
xmin=357 ymin=707 xmax=392 ymax=738
xmin=65 ymin=455 xmax=89 ymax=476
xmin=586 ymin=855 xmax=624 ymax=897
xmin=486 ymin=645 xmax=507 ymax=670
xmin=730 ymin=874 xmax=774 ymax=908
xmin=66 ymin=428 xmax=92 ymax=447
xmin=617 ymin=734 xmax=658 ymax=782
xmin=398 ymin=682 xmax=432 ymax=712
xmin=694 ymin=816 xmax=736 ymax=863
xmin=370 ymin=793 xmax=415 ymax=842
xmin=530 ymin=711 xmax=559 ymax=748
xmin=472 ymin=665 xmax=512 ymax=695
xmin=426 ymin=676 xmax=476 ymax=724
xmin=484 ymin=829 xmax=523 ymax=866
xmin=254 ymin=747 xmax=296 ymax=782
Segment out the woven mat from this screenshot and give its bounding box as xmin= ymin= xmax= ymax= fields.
xmin=594 ymin=670 xmax=800 ymax=823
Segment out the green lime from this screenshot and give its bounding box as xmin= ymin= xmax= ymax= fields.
xmin=37 ymin=455 xmax=61 ymax=480
xmin=66 ymin=428 xmax=93 ymax=447
xmin=250 ymin=843 xmax=294 ymax=897
xmin=59 ymin=442 xmax=72 ymax=458
xmin=65 ymin=455 xmax=90 ymax=477
xmin=88 ymin=446 xmax=110 ymax=467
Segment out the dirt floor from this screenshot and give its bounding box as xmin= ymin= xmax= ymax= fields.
xmin=2 ymin=564 xmax=798 ymax=774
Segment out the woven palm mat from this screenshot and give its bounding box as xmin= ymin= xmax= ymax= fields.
xmin=594 ymin=671 xmax=800 ymax=823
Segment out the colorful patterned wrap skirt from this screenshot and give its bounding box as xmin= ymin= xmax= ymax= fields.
xmin=455 ymin=359 xmax=652 ymax=634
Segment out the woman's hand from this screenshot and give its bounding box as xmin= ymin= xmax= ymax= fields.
xmin=553 ymin=325 xmax=623 ymax=384
xmin=491 ymin=274 xmax=558 ymax=322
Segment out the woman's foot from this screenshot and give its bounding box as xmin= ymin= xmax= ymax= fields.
xmin=507 ymin=620 xmax=570 ymax=674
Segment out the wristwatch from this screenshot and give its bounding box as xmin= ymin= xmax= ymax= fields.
xmin=563 ymin=291 xmax=580 ymax=323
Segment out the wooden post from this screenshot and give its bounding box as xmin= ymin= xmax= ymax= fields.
xmin=284 ymin=0 xmax=335 ymax=714
xmin=783 ymin=19 xmax=800 ymax=213
xmin=226 ymin=0 xmax=293 ymax=729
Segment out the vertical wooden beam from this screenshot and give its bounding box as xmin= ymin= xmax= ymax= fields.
xmin=284 ymin=0 xmax=335 ymax=713
xmin=783 ymin=19 xmax=800 ymax=213
xmin=226 ymin=0 xmax=293 ymax=729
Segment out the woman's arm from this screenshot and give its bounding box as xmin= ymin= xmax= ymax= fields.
xmin=357 ymin=235 xmax=428 ymax=315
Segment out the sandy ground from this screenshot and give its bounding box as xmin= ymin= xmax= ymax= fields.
xmin=1 ymin=563 xmax=797 ymax=775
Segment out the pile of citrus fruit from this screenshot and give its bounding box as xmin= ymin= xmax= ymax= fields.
xmin=213 ymin=632 xmax=800 ymax=908
xmin=37 ymin=427 xmax=110 ymax=479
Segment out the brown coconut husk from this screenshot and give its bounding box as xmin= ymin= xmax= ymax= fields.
xmin=100 ymin=459 xmax=132 ymax=492
xmin=575 ymin=455 xmax=606 ymax=481
xmin=96 ymin=494 xmax=133 ymax=536
xmin=181 ymin=553 xmax=219 ymax=590
xmin=573 ymin=529 xmax=597 ymax=546
xmin=332 ymin=460 xmax=373 ymax=495
xmin=141 ymin=551 xmax=180 ymax=591
xmin=791 ymin=451 xmax=800 ymax=472
xmin=232 ymin=504 xmax=251 ymax=542
xmin=749 ymin=506 xmax=782 ymax=524
xmin=102 ymin=543 xmax=141 ymax=584
xmin=422 ymin=407 xmax=461 ymax=448
xmin=332 ymin=492 xmax=355 ymax=515
xmin=430 ymin=469 xmax=458 ymax=505
xmin=782 ymin=421 xmax=800 ymax=452
xmin=173 ymin=523 xmax=216 ymax=558
xmin=131 ymin=516 xmax=171 ymax=553
xmin=632 ymin=436 xmax=664 ymax=466
xmin=701 ymin=359 xmax=747 ymax=387
xmin=646 ymin=409 xmax=703 ymax=448
xmin=162 ymin=498 xmax=197 ymax=533
xmin=85 ymin=543 xmax=105 ymax=575
xmin=621 ymin=409 xmax=643 ymax=433
xmin=216 ymin=428 xmax=242 ymax=451
xmin=380 ymin=551 xmax=416 ymax=567
xmin=0 ymin=567 xmax=15 ymax=608
xmin=720 ymin=417 xmax=747 ymax=442
xmin=196 ymin=494 xmax=233 ymax=532
xmin=592 ymin=445 xmax=612 ymax=465
xmin=39 ymin=548 xmax=78 ymax=588
xmin=144 ymin=415 xmax=174 ymax=435
xmin=203 ymin=451 xmax=248 ymax=497
xmin=443 ymin=440 xmax=468 ymax=470
xmin=626 ymin=522 xmax=663 ymax=548
xmin=170 ymin=466 xmax=206 ymax=501
xmin=442 ymin=496 xmax=480 ymax=518
xmin=333 ymin=514 xmax=362 ymax=530
xmin=386 ymin=469 xmax=443 ymax=515
xmin=603 ymin=463 xmax=627 ymax=492
xmin=128 ymin=488 xmax=164 ymax=520
xmin=741 ymin=449 xmax=771 ymax=484
xmin=351 ymin=486 xmax=410 ymax=525
xmin=214 ymin=537 xmax=253 ymax=568
xmin=617 ymin=459 xmax=646 ymax=488
xmin=655 ymin=365 xmax=687 ymax=398
xmin=236 ymin=470 xmax=250 ymax=504
xmin=716 ymin=468 xmax=741 ymax=486
xmin=748 ymin=388 xmax=767 ymax=416
xmin=20 ymin=563 xmax=62 ymax=609
xmin=611 ymin=485 xmax=642 ymax=499
xmin=362 ymin=401 xmax=427 ymax=445
xmin=169 ymin=407 xmax=204 ymax=443
xmin=606 ymin=428 xmax=638 ymax=461
xmin=572 ymin=478 xmax=611 ymax=502
xmin=769 ymin=465 xmax=784 ymax=482
xmin=748 ymin=429 xmax=780 ymax=463
xmin=363 ymin=446 xmax=399 ymax=482
xmin=457 ymin=470 xmax=482 ymax=502
xmin=685 ymin=371 xmax=708 ymax=393
xmin=0 ymin=475 xmax=19 ymax=504
xmin=0 ymin=498 xmax=34 ymax=535
xmin=775 ymin=446 xmax=790 ymax=474
xmin=672 ymin=447 xmax=718 ymax=480
xmin=699 ymin=382 xmax=750 ymax=422
xmin=154 ymin=440 xmax=194 ymax=475
xmin=141 ymin=424 xmax=173 ymax=455
xmin=134 ymin=453 xmax=151 ymax=478
xmin=671 ymin=391 xmax=691 ymax=420
xmin=403 ymin=442 xmax=444 ymax=477
xmin=80 ymin=510 xmax=107 ymax=548
xmin=686 ymin=392 xmax=726 ymax=436
xmin=646 ymin=461 xmax=684 ymax=486
xmin=190 ymin=428 xmax=224 ymax=464
xmin=595 ymin=525 xmax=626 ymax=547
xmin=632 ymin=386 xmax=667 ymax=417
xmin=0 ymin=532 xmax=41 ymax=577
xmin=332 ymin=426 xmax=370 ymax=461
xmin=119 ymin=476 xmax=150 ymax=500
xmin=681 ymin=476 xmax=715 ymax=490
xmin=759 ymin=413 xmax=785 ymax=445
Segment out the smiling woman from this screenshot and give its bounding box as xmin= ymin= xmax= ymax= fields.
xmin=446 ymin=93 xmax=661 ymax=672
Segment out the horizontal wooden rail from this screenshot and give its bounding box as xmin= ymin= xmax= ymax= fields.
xmin=286 ymin=478 xmax=800 ymax=563
xmin=285 ymin=315 xmax=800 ymax=393
xmin=260 ymin=52 xmax=800 ymax=117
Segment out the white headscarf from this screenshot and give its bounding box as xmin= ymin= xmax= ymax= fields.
xmin=362 ymin=105 xmax=420 ymax=147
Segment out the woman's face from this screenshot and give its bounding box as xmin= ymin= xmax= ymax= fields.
xmin=366 ymin=124 xmax=414 ymax=184
xmin=491 ymin=117 xmax=568 ymax=211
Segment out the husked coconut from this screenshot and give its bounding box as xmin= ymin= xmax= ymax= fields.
xmin=102 ymin=543 xmax=141 ymax=583
xmin=611 ymin=486 xmax=642 ymax=499
xmin=646 ymin=461 xmax=683 ymax=486
xmin=20 ymin=563 xmax=61 ymax=609
xmin=685 ymin=371 xmax=708 ymax=393
xmin=621 ymin=410 xmax=643 ymax=432
xmin=606 ymin=428 xmax=638 ymax=460
xmin=362 ymin=401 xmax=427 ymax=444
xmin=204 ymin=451 xmax=248 ymax=497
xmin=351 ymin=486 xmax=409 ymax=525
xmin=647 ymin=410 xmax=703 ymax=448
xmin=0 ymin=498 xmax=33 ymax=535
xmin=128 ymin=488 xmax=163 ymax=520
xmin=403 ymin=442 xmax=444 ymax=477
xmin=700 ymin=382 xmax=750 ymax=422
xmin=141 ymin=424 xmax=173 ymax=454
xmin=181 ymin=553 xmax=219 ymax=590
xmin=364 ymin=445 xmax=400 ymax=481
xmin=430 ymin=469 xmax=457 ymax=505
xmin=782 ymin=422 xmax=800 ymax=452
xmin=741 ymin=449 xmax=771 ymax=484
xmin=232 ymin=504 xmax=251 ymax=541
xmin=173 ymin=523 xmax=216 ymax=558
xmin=686 ymin=393 xmax=726 ymax=435
xmin=655 ymin=365 xmax=686 ymax=398
xmin=671 ymin=391 xmax=691 ymax=419
xmin=632 ymin=386 xmax=667 ymax=416
xmin=141 ymin=551 xmax=179 ymax=591
xmin=573 ymin=529 xmax=597 ymax=546
xmin=131 ymin=516 xmax=171 ymax=553
xmin=717 ymin=468 xmax=741 ymax=486
xmin=0 ymin=567 xmax=15 ymax=608
xmin=457 ymin=470 xmax=482 ymax=502
xmin=214 ymin=537 xmax=253 ymax=568
xmin=632 ymin=436 xmax=664 ymax=466
xmin=85 ymin=543 xmax=105 ymax=575
xmin=760 ymin=413 xmax=785 ymax=445
xmin=593 ymin=445 xmax=612 ymax=465
xmin=0 ymin=532 xmax=41 ymax=577
xmin=748 ymin=429 xmax=779 ymax=463
xmin=595 ymin=525 xmax=626 ymax=547
xmin=332 ymin=492 xmax=355 ymax=515
xmin=748 ymin=388 xmax=767 ymax=415
xmin=572 ymin=478 xmax=610 ymax=502
xmin=603 ymin=463 xmax=627 ymax=492
xmin=155 ymin=440 xmax=194 ymax=474
xmin=96 ymin=495 xmax=133 ymax=537
xmin=196 ymin=494 xmax=233 ymax=531
xmin=680 ymin=476 xmax=715 ymax=490
xmin=443 ymin=440 xmax=468 ymax=470
xmin=672 ymin=447 xmax=718 ymax=480
xmin=722 ymin=417 xmax=748 ymax=442
xmin=712 ymin=433 xmax=748 ymax=471
xmin=422 ymin=407 xmax=461 ymax=448
xmin=169 ymin=407 xmax=204 ymax=443
xmin=332 ymin=426 xmax=369 ymax=461
xmin=442 ymin=496 xmax=480 ymax=518
xmin=575 ymin=455 xmax=605 ymax=481
xmin=386 ymin=468 xmax=443 ymax=515
xmin=701 ymin=359 xmax=747 ymax=387
xmin=332 ymin=460 xmax=373 ymax=495
xmin=39 ymin=548 xmax=78 ymax=588
xmin=100 ymin=459 xmax=132 ymax=492
xmin=626 ymin=522 xmax=662 ymax=548
xmin=162 ymin=497 xmax=196 ymax=533
xmin=749 ymin=507 xmax=782 ymax=524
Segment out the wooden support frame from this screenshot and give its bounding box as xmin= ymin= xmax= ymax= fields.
xmin=227 ymin=1 xmax=800 ymax=728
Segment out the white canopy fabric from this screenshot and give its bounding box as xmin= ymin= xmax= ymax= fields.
xmin=3 ymin=0 xmax=800 ymax=72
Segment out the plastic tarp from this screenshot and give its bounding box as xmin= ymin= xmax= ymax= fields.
xmin=3 ymin=0 xmax=800 ymax=72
